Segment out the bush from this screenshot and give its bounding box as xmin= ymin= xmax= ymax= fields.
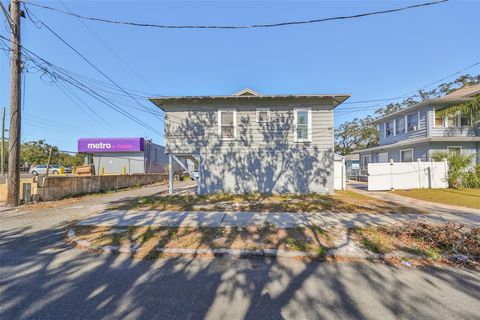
xmin=431 ymin=151 xmax=479 ymax=188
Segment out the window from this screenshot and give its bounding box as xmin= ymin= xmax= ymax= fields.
xmin=396 ymin=117 xmax=405 ymax=135
xmin=460 ymin=112 xmax=471 ymax=127
xmin=385 ymin=121 xmax=394 ymax=137
xmin=218 ymin=109 xmax=236 ymax=140
xmin=447 ymin=146 xmax=461 ymax=155
xmin=256 ymin=108 xmax=270 ymax=123
xmin=446 ymin=114 xmax=457 ymax=127
xmin=400 ymin=149 xmax=413 ymax=162
xmin=407 ymin=113 xmax=418 ymax=132
xmin=294 ymin=108 xmax=311 ymax=142
xmin=435 ymin=109 xmax=444 ymax=127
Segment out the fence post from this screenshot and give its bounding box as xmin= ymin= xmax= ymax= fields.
xmin=443 ymin=158 xmax=448 ymax=188
xmin=389 ymin=159 xmax=394 ymax=191
xmin=417 ymin=158 xmax=422 ymax=189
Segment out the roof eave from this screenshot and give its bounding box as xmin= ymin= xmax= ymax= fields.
xmin=149 ymin=94 xmax=351 ymax=111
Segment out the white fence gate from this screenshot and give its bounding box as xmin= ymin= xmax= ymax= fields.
xmin=334 ymin=159 xmax=346 ymax=190
xmin=367 ymin=160 xmax=449 ymax=191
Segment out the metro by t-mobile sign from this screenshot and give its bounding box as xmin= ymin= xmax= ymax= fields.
xmin=78 ymin=138 xmax=145 ymax=153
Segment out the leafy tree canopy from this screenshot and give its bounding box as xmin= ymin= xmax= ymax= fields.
xmin=19 ymin=140 xmax=83 ymax=167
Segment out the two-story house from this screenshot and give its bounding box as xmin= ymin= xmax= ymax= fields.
xmin=354 ymin=84 xmax=480 ymax=171
xmin=150 ymin=88 xmax=350 ymax=194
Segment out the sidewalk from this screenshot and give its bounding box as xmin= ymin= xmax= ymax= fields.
xmin=347 ymin=182 xmax=480 ymax=215
xmin=78 ymin=208 xmax=480 ymax=229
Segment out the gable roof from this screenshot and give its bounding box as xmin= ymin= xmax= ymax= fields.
xmin=232 ymin=88 xmax=263 ymax=97
xmin=372 ymin=84 xmax=480 ymax=124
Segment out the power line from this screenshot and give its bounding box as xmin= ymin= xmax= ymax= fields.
xmin=0 ymin=34 xmax=165 ymax=136
xmin=23 ymin=7 xmax=165 ymax=123
xmin=24 ymin=0 xmax=448 ymax=29
xmin=56 ymin=0 xmax=159 ymax=94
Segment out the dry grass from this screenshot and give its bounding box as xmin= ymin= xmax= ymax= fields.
xmin=354 ymin=222 xmax=480 ymax=258
xmin=107 ymin=190 xmax=425 ymax=214
xmin=74 ymin=223 xmax=335 ymax=260
xmin=392 ymin=188 xmax=480 ymax=209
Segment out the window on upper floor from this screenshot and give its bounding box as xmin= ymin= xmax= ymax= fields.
xmin=435 ymin=111 xmax=445 ymax=127
xmin=407 ymin=113 xmax=418 ymax=132
xmin=218 ymin=109 xmax=236 ymax=140
xmin=435 ymin=109 xmax=471 ymax=128
xmin=294 ymin=108 xmax=311 ymax=142
xmin=385 ymin=121 xmax=394 ymax=137
xmin=396 ymin=117 xmax=405 ymax=135
xmin=256 ymin=108 xmax=270 ymax=123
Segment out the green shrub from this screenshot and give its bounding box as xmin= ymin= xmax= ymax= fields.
xmin=431 ymin=151 xmax=479 ymax=188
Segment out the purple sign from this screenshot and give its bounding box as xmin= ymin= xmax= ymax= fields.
xmin=78 ymin=138 xmax=144 ymax=153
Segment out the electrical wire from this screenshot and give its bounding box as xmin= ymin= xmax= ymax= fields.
xmin=24 ymin=0 xmax=448 ymax=29
xmin=23 ymin=8 xmax=166 ymax=123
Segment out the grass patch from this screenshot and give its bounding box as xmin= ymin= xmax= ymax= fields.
xmin=74 ymin=224 xmax=336 ymax=260
xmin=108 ymin=189 xmax=425 ymax=215
xmin=392 ymin=188 xmax=480 ymax=209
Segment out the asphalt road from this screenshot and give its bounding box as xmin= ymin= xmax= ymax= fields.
xmin=1 ymin=183 xmax=479 ymax=320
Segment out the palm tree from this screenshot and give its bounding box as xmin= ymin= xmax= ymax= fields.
xmin=436 ymin=96 xmax=480 ymax=123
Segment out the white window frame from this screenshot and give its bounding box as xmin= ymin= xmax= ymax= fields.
xmin=256 ymin=107 xmax=270 ymax=123
xmin=218 ymin=108 xmax=236 ymax=140
xmin=406 ymin=113 xmax=419 ymax=132
xmin=294 ymin=107 xmax=312 ymax=142
xmin=385 ymin=120 xmax=395 ymax=137
xmin=400 ymin=148 xmax=414 ymax=162
xmin=447 ymin=146 xmax=462 ymax=155
xmin=433 ymin=108 xmax=445 ymax=128
xmin=434 ymin=108 xmax=471 ymax=128
xmin=395 ymin=117 xmax=405 ymax=135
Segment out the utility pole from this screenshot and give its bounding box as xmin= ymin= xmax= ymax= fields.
xmin=45 ymin=147 xmax=52 ymax=177
xmin=1 ymin=106 xmax=5 ymax=176
xmin=6 ymin=0 xmax=22 ymax=206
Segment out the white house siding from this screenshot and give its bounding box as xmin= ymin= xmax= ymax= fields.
xmin=163 ymin=97 xmax=336 ymax=194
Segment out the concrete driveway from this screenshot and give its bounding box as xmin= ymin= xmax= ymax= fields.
xmin=1 ymin=181 xmax=479 ymax=319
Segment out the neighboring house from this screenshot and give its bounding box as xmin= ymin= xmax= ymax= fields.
xmin=353 ymin=85 xmax=480 ymax=171
xmin=150 ymin=88 xmax=350 ymax=194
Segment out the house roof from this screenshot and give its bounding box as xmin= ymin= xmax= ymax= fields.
xmin=149 ymin=88 xmax=351 ymax=110
xmin=371 ymin=84 xmax=480 ymax=125
xmin=351 ymin=136 xmax=480 ymax=154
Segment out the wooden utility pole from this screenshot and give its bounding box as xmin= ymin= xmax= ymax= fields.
xmin=45 ymin=148 xmax=53 ymax=177
xmin=1 ymin=106 xmax=5 ymax=176
xmin=6 ymin=0 xmax=22 ymax=206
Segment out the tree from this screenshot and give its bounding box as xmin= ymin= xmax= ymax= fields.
xmin=335 ymin=116 xmax=379 ymax=155
xmin=20 ymin=140 xmax=84 ymax=167
xmin=20 ymin=140 xmax=59 ymax=165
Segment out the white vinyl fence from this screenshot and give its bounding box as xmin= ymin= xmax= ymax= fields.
xmin=367 ymin=159 xmax=449 ymax=191
xmin=334 ymin=158 xmax=346 ymax=190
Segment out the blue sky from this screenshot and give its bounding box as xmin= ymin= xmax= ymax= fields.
xmin=1 ymin=0 xmax=479 ymax=151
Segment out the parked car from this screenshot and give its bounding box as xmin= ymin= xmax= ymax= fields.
xmin=29 ymin=165 xmax=70 ymax=176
